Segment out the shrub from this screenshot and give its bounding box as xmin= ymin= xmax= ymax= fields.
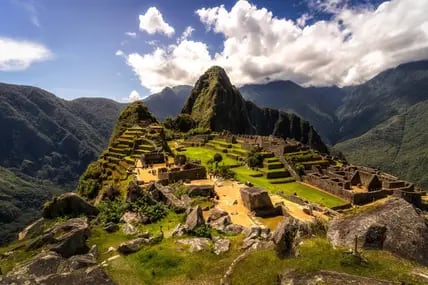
xmin=192 ymin=224 xmax=212 ymax=238
xmin=97 ymin=199 xmax=128 ymax=224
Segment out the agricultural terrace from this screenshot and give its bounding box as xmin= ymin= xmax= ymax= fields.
xmin=172 ymin=138 xmax=347 ymax=208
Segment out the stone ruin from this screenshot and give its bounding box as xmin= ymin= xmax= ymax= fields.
xmin=305 ymin=164 xmax=426 ymax=208
xmin=157 ymin=161 xmax=206 ymax=184
xmin=240 ymin=187 xmax=283 ymax=217
xmin=140 ymin=151 xmax=165 ymax=166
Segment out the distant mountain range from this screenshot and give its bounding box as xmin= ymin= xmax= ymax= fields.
xmin=144 ymin=60 xmax=428 ymax=186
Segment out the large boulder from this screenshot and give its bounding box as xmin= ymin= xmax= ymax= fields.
xmin=148 ymin=183 xmax=187 ymax=212
xmin=213 ymin=237 xmax=230 ymax=255
xmin=327 ymin=198 xmax=428 ymax=265
xmin=188 ymin=185 xmax=215 ymax=198
xmin=278 ymin=270 xmax=395 ymax=285
xmin=240 ymin=187 xmax=281 ymax=217
xmin=176 ymin=238 xmax=211 ymax=252
xmin=185 ymin=206 xmax=205 ymax=231
xmin=42 ymin=193 xmax=99 ymax=219
xmin=25 ymin=217 xmax=90 ymax=258
xmin=208 ymin=208 xmax=232 ymax=232
xmin=48 ymin=218 xmax=90 ymax=258
xmin=2 ymin=250 xmax=114 ymax=285
xmin=120 ymin=211 xmax=148 ymax=225
xmin=272 ymin=217 xmax=301 ymax=258
xmin=117 ymin=238 xmax=148 ymax=254
xmin=18 ymin=218 xmax=45 ymax=240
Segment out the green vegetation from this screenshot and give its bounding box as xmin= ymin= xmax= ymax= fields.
xmin=232 ymin=166 xmax=346 ymax=208
xmin=231 ymin=237 xmax=426 ymax=285
xmin=175 ymin=146 xmax=238 ymax=167
xmin=335 ymin=100 xmax=428 ymax=187
xmin=0 ymin=166 xmax=66 ymax=245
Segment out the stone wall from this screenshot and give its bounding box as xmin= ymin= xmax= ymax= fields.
xmin=158 ymin=165 xmax=206 ymax=183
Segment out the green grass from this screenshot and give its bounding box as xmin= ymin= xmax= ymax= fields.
xmin=176 ymin=146 xmax=240 ymax=167
xmin=231 ymin=237 xmax=426 ymax=285
xmin=104 ymin=237 xmax=243 ymax=285
xmin=232 ymin=167 xmax=346 ymax=208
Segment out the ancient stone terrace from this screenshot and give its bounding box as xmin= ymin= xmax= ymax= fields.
xmin=99 ymin=124 xmax=166 ymax=190
xmin=305 ymin=165 xmax=426 ymax=207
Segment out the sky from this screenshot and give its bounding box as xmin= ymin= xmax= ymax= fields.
xmin=0 ymin=0 xmax=427 ymax=102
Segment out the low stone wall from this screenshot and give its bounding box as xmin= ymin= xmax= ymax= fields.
xmin=158 ymin=167 xmax=206 ymax=183
xmin=351 ymin=190 xmax=389 ymax=205
xmin=393 ymin=190 xmax=425 ymax=209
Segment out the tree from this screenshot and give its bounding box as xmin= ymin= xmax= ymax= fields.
xmin=213 ymin=153 xmax=223 ymax=169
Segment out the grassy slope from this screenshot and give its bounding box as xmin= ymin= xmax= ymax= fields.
xmin=175 ymin=146 xmax=239 ymax=167
xmin=0 ymin=166 xmax=65 ymax=245
xmin=335 ymin=100 xmax=428 ymax=187
xmin=231 ymin=237 xmax=426 ymax=285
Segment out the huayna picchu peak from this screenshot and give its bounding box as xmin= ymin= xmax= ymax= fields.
xmin=182 ymin=66 xmax=328 ymax=153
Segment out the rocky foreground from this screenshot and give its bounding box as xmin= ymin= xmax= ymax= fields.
xmin=1 ymin=191 xmax=428 ymax=284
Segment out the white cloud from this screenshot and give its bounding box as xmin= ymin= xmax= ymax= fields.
xmin=139 ymin=7 xmax=175 ymax=37
xmin=115 ymin=49 xmax=125 ymax=57
xmin=0 ymin=37 xmax=52 ymax=71
xmin=181 ymin=26 xmax=195 ymax=41
xmin=125 ymin=32 xmax=137 ymax=38
xmin=124 ymin=0 xmax=428 ymax=92
xmin=129 ymin=90 xmax=141 ymax=102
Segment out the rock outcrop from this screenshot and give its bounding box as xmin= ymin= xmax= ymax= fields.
xmin=207 ymin=208 xmax=232 ymax=232
xmin=181 ymin=66 xmax=328 ymax=153
xmin=327 ymin=198 xmax=428 ymax=265
xmin=278 ymin=270 xmax=396 ymax=285
xmin=26 ymin=217 xmax=90 ymax=258
xmin=117 ymin=238 xmax=148 ymax=254
xmin=185 ymin=206 xmax=205 ymax=231
xmin=42 ymin=193 xmax=99 ymax=219
xmin=272 ymin=217 xmax=301 ymax=258
xmin=176 ymin=238 xmax=211 ymax=253
xmin=240 ymin=187 xmax=282 ymax=217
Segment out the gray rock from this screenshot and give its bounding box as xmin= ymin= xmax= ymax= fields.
xmin=243 ymin=226 xmax=262 ymax=239
xmin=104 ymin=222 xmax=119 ymax=233
xmin=25 ymin=218 xmax=90 ymax=258
xmin=122 ymin=223 xmax=138 ymax=235
xmin=272 ymin=217 xmax=301 ymax=258
xmin=185 ymin=206 xmax=205 ymax=231
xmin=18 ymin=218 xmax=45 ymax=240
xmin=278 ymin=270 xmax=395 ymax=285
xmin=213 ymin=237 xmax=230 ymax=255
xmin=117 ymin=238 xmax=148 ymax=254
xmin=209 ymin=215 xmax=232 ymax=232
xmin=48 ymin=218 xmax=90 ymax=258
xmin=188 ymin=185 xmax=215 ymax=198
xmin=68 ymin=253 xmax=97 ymax=270
xmin=176 ymin=238 xmax=211 ymax=252
xmin=42 ymin=193 xmax=99 ymax=219
xmin=120 ymin=212 xmax=143 ymax=225
xmin=41 ymin=265 xmax=115 ymax=285
xmin=207 ymin=208 xmax=229 ymax=222
xmin=224 ymin=224 xmax=244 ymax=235
xmin=172 ymin=224 xmax=188 ymax=237
xmin=327 ymin=198 xmax=428 ymax=265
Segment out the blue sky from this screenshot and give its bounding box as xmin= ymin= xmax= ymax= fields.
xmin=0 ymin=0 xmax=427 ymax=101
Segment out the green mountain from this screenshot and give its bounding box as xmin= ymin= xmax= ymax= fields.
xmin=335 ymin=100 xmax=428 ymax=187
xmin=0 ymin=83 xmax=124 ymax=245
xmin=240 ymin=81 xmax=343 ymax=144
xmin=143 ymin=85 xmax=191 ymax=120
xmin=0 ymin=83 xmax=124 ymax=185
xmin=0 ymin=166 xmax=64 ymax=245
xmin=336 ymin=60 xmax=428 ymax=143
xmin=77 ymin=101 xmax=168 ymax=200
xmin=181 ymin=66 xmax=328 ymax=153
